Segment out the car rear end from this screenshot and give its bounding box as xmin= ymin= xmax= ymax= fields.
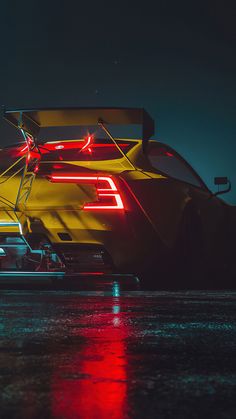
xmin=20 ymin=137 xmax=156 ymax=275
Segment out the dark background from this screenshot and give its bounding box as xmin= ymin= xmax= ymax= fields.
xmin=1 ymin=0 xmax=236 ymax=203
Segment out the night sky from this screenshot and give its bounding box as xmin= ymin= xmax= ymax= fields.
xmin=1 ymin=1 xmax=236 ymax=203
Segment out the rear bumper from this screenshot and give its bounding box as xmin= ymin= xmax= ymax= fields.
xmin=28 ymin=208 xmax=164 ymax=273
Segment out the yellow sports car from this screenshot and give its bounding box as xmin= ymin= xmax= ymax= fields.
xmin=0 ymin=107 xmax=234 ymax=282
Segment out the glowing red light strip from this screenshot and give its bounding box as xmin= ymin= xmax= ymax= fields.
xmin=84 ymin=193 xmax=124 ymax=210
xmin=51 ymin=176 xmax=98 ymax=182
xmin=49 ymin=175 xmax=124 ymax=210
xmin=44 ymin=142 xmax=129 ymax=151
xmin=79 ymin=272 xmax=105 ymax=275
xmin=81 ymin=135 xmax=92 ymax=152
xmin=97 ymin=176 xmax=117 ymax=191
xmin=50 ymin=176 xmax=117 ymax=190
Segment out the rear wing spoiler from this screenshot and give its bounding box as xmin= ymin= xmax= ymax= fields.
xmin=3 ymin=107 xmax=155 ymax=151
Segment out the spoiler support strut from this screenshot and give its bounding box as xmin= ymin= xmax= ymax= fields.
xmin=98 ymin=119 xmax=136 ymax=170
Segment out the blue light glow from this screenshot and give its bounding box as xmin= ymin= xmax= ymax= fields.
xmin=112 ymin=281 xmax=120 ymax=297
xmin=0 ymin=271 xmax=65 ymax=277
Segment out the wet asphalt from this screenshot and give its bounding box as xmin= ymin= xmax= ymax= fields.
xmin=0 ymin=288 xmax=236 ymax=419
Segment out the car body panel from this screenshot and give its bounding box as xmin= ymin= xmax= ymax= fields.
xmin=0 ymin=137 xmax=232 ymax=274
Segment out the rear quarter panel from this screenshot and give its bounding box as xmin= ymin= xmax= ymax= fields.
xmin=121 ymin=171 xmax=189 ymax=248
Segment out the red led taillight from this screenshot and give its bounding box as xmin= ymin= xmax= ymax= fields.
xmin=49 ymin=176 xmax=124 ymax=210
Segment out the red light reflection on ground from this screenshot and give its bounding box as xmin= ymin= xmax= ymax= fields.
xmin=51 ymin=300 xmax=128 ymax=419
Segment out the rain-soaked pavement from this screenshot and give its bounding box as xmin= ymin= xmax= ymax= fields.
xmin=0 ymin=287 xmax=236 ymax=419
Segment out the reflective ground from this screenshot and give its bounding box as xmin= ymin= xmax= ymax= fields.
xmin=0 ymin=288 xmax=236 ymax=418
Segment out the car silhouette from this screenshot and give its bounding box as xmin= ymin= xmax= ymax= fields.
xmin=0 ymin=107 xmax=234 ymax=284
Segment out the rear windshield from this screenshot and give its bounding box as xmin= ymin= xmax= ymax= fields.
xmin=39 ymin=138 xmax=138 ymax=161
